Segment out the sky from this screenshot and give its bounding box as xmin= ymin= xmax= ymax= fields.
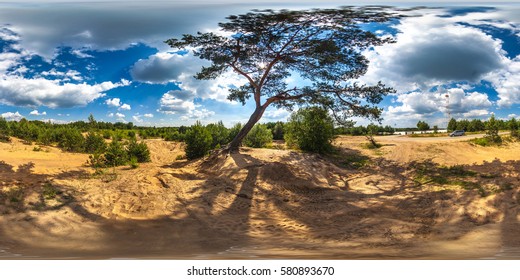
xmin=0 ymin=1 xmax=518 ymax=128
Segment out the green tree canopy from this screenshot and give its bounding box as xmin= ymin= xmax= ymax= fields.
xmin=416 ymin=120 xmax=430 ymax=131
xmin=166 ymin=7 xmax=398 ymax=151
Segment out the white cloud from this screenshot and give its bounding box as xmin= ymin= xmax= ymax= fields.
xmin=144 ymin=113 xmax=153 ymax=118
xmin=115 ymin=112 xmax=126 ymax=121
xmin=132 ymin=115 xmax=143 ymax=123
xmin=0 ymin=77 xmax=129 ymax=108
xmin=158 ymin=91 xmax=196 ymax=115
xmin=41 ymin=69 xmax=83 ymax=82
xmin=360 ymin=13 xmax=507 ymax=92
xmin=462 ymin=109 xmax=490 ymax=118
xmin=105 ymin=97 xmax=132 ymax=111
xmin=485 ymin=56 xmax=520 ymax=107
xmin=158 ymin=90 xmax=215 ymax=120
xmin=119 ymin=103 xmax=131 ymax=110
xmin=29 ymin=110 xmax=47 ymax=116
xmin=105 ymin=98 xmax=122 ymax=107
xmin=381 ymin=88 xmax=493 ymax=127
xmin=0 ymin=2 xmax=255 ymax=59
xmin=264 ymin=107 xmax=291 ymax=121
xmin=1 ymin=111 xmax=23 ymax=121
xmin=131 ymin=52 xmax=245 ymax=103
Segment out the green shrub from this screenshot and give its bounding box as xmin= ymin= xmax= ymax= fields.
xmin=272 ymin=122 xmax=285 ymax=140
xmin=486 ymin=114 xmax=502 ymax=144
xmin=87 ymin=153 xmax=106 ymax=168
xmin=470 ymin=137 xmax=490 ymax=146
xmin=104 ymin=140 xmax=127 ymax=166
xmin=164 ymin=130 xmax=183 ymax=142
xmin=37 ymin=129 xmax=53 ymax=145
xmin=127 ymin=130 xmax=136 ymax=139
xmin=227 ymin=123 xmax=242 ymax=143
xmin=85 ymin=132 xmax=107 ymax=154
xmin=0 ymin=133 xmax=10 ymax=143
xmin=284 ymin=107 xmax=334 ymax=153
xmin=184 ymin=121 xmax=213 ymax=160
xmin=57 ymin=128 xmax=85 ymax=152
xmin=128 ymin=156 xmax=139 ymax=169
xmin=102 ymin=130 xmax=112 ymax=139
xmin=243 ymin=124 xmax=273 ymax=148
xmin=126 ymin=139 xmax=151 ymax=163
xmin=206 ymin=121 xmax=229 ymax=148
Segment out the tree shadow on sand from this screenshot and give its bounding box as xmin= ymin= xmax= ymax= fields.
xmin=0 ymin=151 xmax=519 ymax=259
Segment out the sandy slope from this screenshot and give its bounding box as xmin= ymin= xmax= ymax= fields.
xmin=0 ymin=136 xmax=519 ymax=259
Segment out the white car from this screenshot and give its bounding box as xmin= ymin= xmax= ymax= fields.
xmin=449 ymin=130 xmax=465 ymax=137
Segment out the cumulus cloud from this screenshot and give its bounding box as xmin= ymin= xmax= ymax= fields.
xmin=264 ymin=107 xmax=291 ymax=121
xmin=105 ymin=98 xmax=122 ymax=107
xmin=105 ymin=97 xmax=131 ymax=111
xmin=485 ymin=56 xmax=520 ymax=107
xmin=0 ymin=77 xmax=129 ymax=108
xmin=158 ymin=91 xmax=196 ymax=115
xmin=119 ymin=103 xmax=131 ymax=110
xmin=361 ymin=13 xmax=507 ymax=91
xmin=0 ymin=2 xmax=260 ymax=59
xmin=29 ymin=110 xmax=47 ymax=116
xmin=144 ymin=113 xmax=154 ymax=118
xmin=131 ymin=52 xmax=245 ymax=103
xmin=41 ymin=69 xmax=83 ymax=81
xmin=1 ymin=111 xmax=23 ymax=121
xmin=382 ymin=88 xmax=493 ymax=126
xmin=158 ymin=90 xmax=215 ymax=120
xmin=132 ymin=115 xmax=143 ymax=123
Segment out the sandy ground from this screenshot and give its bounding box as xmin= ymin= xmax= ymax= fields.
xmin=0 ymin=135 xmax=519 ymax=259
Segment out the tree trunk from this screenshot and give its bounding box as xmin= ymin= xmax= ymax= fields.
xmin=227 ymin=104 xmax=269 ymax=152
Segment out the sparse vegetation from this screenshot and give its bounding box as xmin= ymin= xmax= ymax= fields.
xmin=243 ymin=124 xmax=273 ymax=148
xmin=284 ymin=107 xmax=334 ymax=153
xmin=184 ymin=121 xmax=213 ymax=160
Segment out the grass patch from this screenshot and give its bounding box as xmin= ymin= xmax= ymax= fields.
xmin=361 ymin=142 xmax=382 ymax=149
xmin=0 ymin=134 xmax=10 ymax=143
xmin=341 ymin=154 xmax=370 ymax=169
xmin=92 ymin=167 xmax=118 ymax=182
xmin=408 ymin=133 xmax=449 ymax=138
xmin=42 ymin=182 xmax=61 ymax=200
xmin=480 ymin=173 xmax=499 ymax=179
xmin=469 ymin=136 xmax=503 ymax=147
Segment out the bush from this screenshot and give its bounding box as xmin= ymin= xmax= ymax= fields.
xmin=57 ymin=128 xmax=85 ymax=152
xmin=104 ymin=140 xmax=127 ymax=166
xmin=207 ymin=121 xmax=229 ymax=148
xmin=87 ymin=153 xmax=106 ymax=168
xmin=126 ymin=139 xmax=151 ymax=163
xmin=227 ymin=123 xmax=242 ymax=143
xmin=470 ymin=137 xmax=490 ymax=147
xmin=164 ymin=130 xmax=183 ymax=142
xmin=128 ymin=156 xmax=139 ymax=169
xmin=37 ymin=129 xmax=54 ymax=145
xmin=0 ymin=133 xmax=10 ymax=143
xmin=184 ymin=121 xmax=213 ymax=160
xmin=243 ymin=124 xmax=273 ymax=148
xmin=485 ymin=114 xmax=502 ymax=144
xmin=102 ymin=130 xmax=112 ymax=139
xmin=85 ymin=132 xmax=107 ymax=154
xmin=272 ymin=122 xmax=285 ymax=140
xmin=284 ymin=107 xmax=334 ymax=153
xmin=127 ymin=130 xmax=136 ymax=139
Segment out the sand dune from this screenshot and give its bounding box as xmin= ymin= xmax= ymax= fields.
xmin=0 ymin=136 xmax=519 ymax=259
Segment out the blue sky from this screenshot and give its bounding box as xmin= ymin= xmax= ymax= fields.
xmin=0 ymin=1 xmax=518 ymax=128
